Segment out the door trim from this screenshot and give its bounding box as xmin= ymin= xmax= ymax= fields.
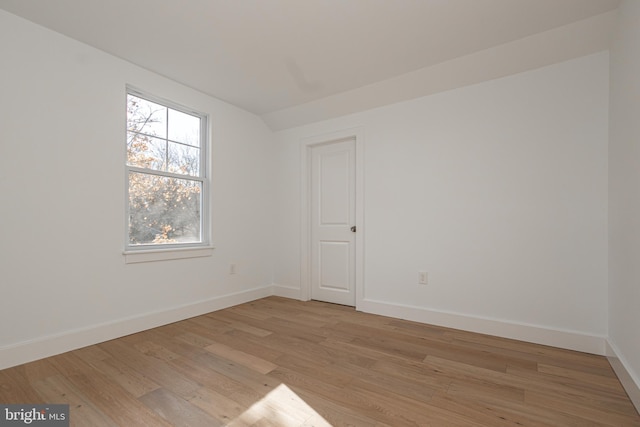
xmin=300 ymin=127 xmax=364 ymax=307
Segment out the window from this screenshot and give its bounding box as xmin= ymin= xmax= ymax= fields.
xmin=125 ymin=88 xmax=208 ymax=251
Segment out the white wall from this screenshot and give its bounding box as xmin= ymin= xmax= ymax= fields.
xmin=274 ymin=52 xmax=610 ymax=350
xmin=0 ymin=10 xmax=275 ymax=368
xmin=608 ymin=0 xmax=640 ymax=407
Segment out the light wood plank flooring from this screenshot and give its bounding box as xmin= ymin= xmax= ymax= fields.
xmin=1 ymin=296 xmax=638 ymax=426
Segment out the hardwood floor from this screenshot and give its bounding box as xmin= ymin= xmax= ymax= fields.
xmin=1 ymin=296 xmax=638 ymax=426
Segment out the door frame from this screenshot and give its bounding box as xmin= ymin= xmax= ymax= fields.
xmin=300 ymin=127 xmax=365 ymax=307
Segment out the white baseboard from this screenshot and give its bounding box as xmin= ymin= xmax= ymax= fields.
xmin=1 ymin=287 xmax=622 ymax=388
xmin=357 ymin=298 xmax=607 ymax=355
xmin=0 ymin=286 xmax=273 ymax=371
xmin=606 ymin=341 xmax=640 ymax=413
xmin=272 ymin=284 xmax=304 ymax=300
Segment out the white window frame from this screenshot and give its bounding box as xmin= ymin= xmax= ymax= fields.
xmin=123 ymin=86 xmax=212 ymax=262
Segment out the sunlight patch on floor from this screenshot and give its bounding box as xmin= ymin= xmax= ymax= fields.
xmin=228 ymin=384 xmax=331 ymax=426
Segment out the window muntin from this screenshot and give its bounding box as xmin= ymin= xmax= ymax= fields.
xmin=126 ymin=89 xmax=208 ymax=249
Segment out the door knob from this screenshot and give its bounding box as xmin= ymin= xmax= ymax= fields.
xmin=350 ymin=226 xmax=356 ymax=232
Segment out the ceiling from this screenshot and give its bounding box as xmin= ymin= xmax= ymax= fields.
xmin=0 ymin=0 xmax=620 ymax=130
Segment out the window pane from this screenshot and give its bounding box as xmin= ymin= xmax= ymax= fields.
xmin=168 ymin=108 xmax=200 ymax=146
xmin=127 ymin=95 xmax=167 ymax=138
xmin=168 ymin=142 xmax=200 ymax=176
xmin=126 ymin=133 xmax=167 ymax=171
xmin=128 ymin=172 xmax=201 ymax=245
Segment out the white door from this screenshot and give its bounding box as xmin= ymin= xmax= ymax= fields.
xmin=310 ymin=138 xmax=356 ymax=306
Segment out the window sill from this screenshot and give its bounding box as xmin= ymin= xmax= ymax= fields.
xmin=123 ymin=246 xmax=215 ymax=264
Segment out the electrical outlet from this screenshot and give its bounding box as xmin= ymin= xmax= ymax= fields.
xmin=230 ymin=264 xmax=237 ymax=275
xmin=418 ymin=271 xmax=428 ymax=285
